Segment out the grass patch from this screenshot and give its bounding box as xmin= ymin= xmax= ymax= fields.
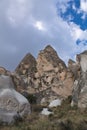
xmin=0 ymin=97 xmax=87 ymax=130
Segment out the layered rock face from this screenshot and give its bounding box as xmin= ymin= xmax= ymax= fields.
xmin=15 ymin=53 xmax=37 ymax=94
xmin=0 ymin=67 xmax=7 ymax=75
xmin=36 ymin=45 xmax=74 ymax=98
xmin=0 ymin=67 xmax=27 ymax=94
xmin=72 ymin=51 xmax=87 ymax=108
xmin=0 ymin=66 xmax=10 ymax=75
xmin=15 ymin=45 xmax=74 ymax=104
xmin=1 ymin=44 xmax=87 ymax=125
xmin=37 ymin=45 xmax=66 ymax=75
xmin=3 ymin=45 xmax=86 ymax=109
xmin=11 ymin=72 xmax=27 ymax=93
xmin=15 ymin=53 xmax=37 ymax=76
xmin=68 ymin=59 xmax=81 ymax=80
xmin=0 ymin=75 xmax=31 ymax=124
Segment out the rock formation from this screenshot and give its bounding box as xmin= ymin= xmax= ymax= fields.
xmin=1 ymin=44 xmax=87 ymax=126
xmin=15 ymin=53 xmax=37 ymax=94
xmin=0 ymin=66 xmax=27 ymax=94
xmin=0 ymin=44 xmax=87 ymax=125
xmin=0 ymin=66 xmax=10 ymax=75
xmin=0 ymin=75 xmax=31 ymax=124
xmin=15 ymin=53 xmax=37 ymax=76
xmin=0 ymin=67 xmax=7 ymax=75
xmin=72 ymin=51 xmax=87 ymax=109
xmin=14 ymin=45 xmax=74 ymax=105
xmin=36 ymin=45 xmax=74 ymax=98
xmin=68 ymin=59 xmax=81 ymax=80
xmin=11 ymin=72 xmax=27 ymax=93
xmin=37 ymin=45 xmax=66 ymax=75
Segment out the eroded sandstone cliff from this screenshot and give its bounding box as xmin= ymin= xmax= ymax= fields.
xmin=14 ymin=45 xmax=74 ymax=104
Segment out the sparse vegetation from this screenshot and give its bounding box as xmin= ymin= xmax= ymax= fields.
xmin=22 ymin=92 xmax=37 ymax=104
xmin=0 ymin=97 xmax=87 ymax=130
xmin=27 ymin=94 xmax=37 ymax=104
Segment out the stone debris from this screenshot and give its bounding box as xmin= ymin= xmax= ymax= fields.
xmin=41 ymin=108 xmax=53 ymax=115
xmin=49 ymin=99 xmax=62 ymax=108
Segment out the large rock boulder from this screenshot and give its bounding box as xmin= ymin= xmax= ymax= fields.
xmin=72 ymin=51 xmax=87 ymax=109
xmin=0 ymin=75 xmax=31 ymax=124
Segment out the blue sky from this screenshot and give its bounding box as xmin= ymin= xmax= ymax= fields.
xmin=57 ymin=0 xmax=87 ymax=30
xmin=0 ymin=0 xmax=87 ymax=70
xmin=57 ymin=0 xmax=87 ymax=45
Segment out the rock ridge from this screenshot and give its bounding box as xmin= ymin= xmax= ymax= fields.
xmin=14 ymin=45 xmax=74 ymax=105
xmin=0 ymin=45 xmax=87 ymax=109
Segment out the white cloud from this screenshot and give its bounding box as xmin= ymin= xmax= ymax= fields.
xmin=0 ymin=0 xmax=87 ymax=70
xmin=72 ymin=3 xmax=77 ymax=11
xmin=57 ymin=0 xmax=70 ymax=14
xmin=70 ymin=24 xmax=83 ymax=40
xmin=6 ymin=0 xmax=32 ymax=26
xmin=81 ymin=13 xmax=86 ymax=19
xmin=71 ymin=24 xmax=87 ymax=40
xmin=34 ymin=21 xmax=46 ymax=31
xmin=80 ymin=0 xmax=87 ymax=12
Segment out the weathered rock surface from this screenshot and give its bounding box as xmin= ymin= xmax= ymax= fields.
xmin=37 ymin=45 xmax=66 ymax=75
xmin=15 ymin=53 xmax=37 ymax=76
xmin=0 ymin=109 xmax=20 ymax=125
xmin=0 ymin=66 xmax=10 ymax=75
xmin=0 ymin=66 xmax=26 ymax=94
xmin=35 ymin=87 xmax=58 ymax=105
xmin=36 ymin=45 xmax=74 ymax=98
xmin=15 ymin=53 xmax=37 ymax=94
xmin=41 ymin=108 xmax=53 ymax=115
xmin=0 ymin=75 xmax=31 ymax=124
xmin=11 ymin=72 xmax=27 ymax=93
xmin=68 ymin=59 xmax=81 ymax=80
xmin=72 ymin=51 xmax=87 ymax=108
xmin=0 ymin=67 xmax=7 ymax=75
xmin=14 ymin=45 xmax=74 ymax=105
xmin=49 ymin=99 xmax=62 ymax=108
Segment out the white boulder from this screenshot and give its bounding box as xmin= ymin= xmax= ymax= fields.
xmin=0 ymin=75 xmax=31 ymax=124
xmin=41 ymin=108 xmax=53 ymax=116
xmin=49 ymin=99 xmax=62 ymax=108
